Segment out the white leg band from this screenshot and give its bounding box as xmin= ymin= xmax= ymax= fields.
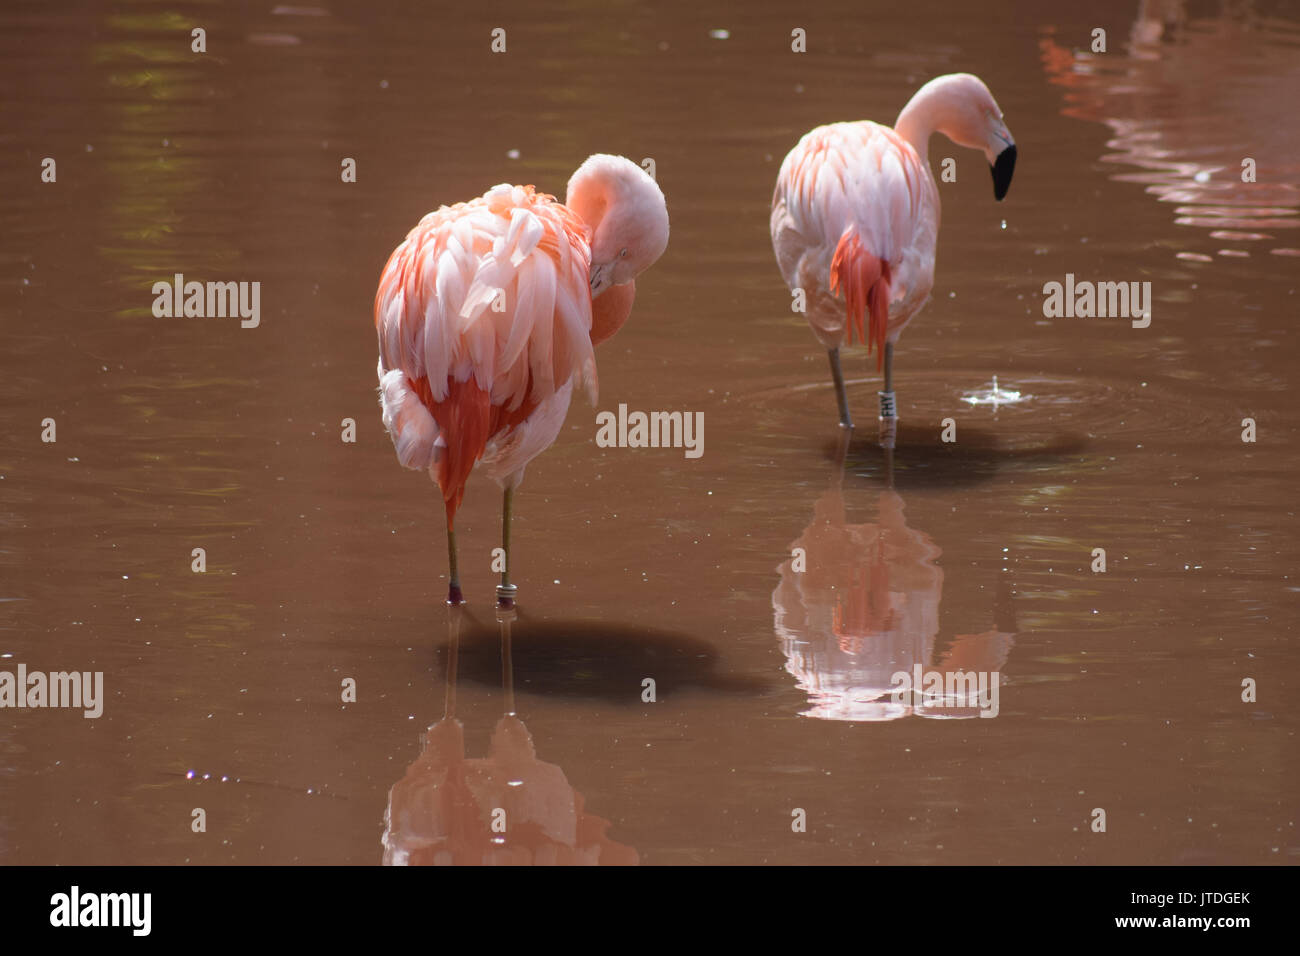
xmin=878 ymin=390 xmax=897 ymax=420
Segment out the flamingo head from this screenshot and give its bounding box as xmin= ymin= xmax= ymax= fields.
xmin=945 ymin=73 xmax=1016 ymax=200
xmin=901 ymin=73 xmax=1017 ymax=201
xmin=566 ymin=154 xmax=669 ymax=298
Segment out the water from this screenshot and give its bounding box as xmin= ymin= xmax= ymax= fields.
xmin=961 ymin=375 xmax=1026 ymax=407
xmin=0 ymin=0 xmax=1296 ymax=865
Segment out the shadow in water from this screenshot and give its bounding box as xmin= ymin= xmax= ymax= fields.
xmin=775 ymin=430 xmax=1018 ymax=721
xmin=831 ymin=424 xmax=1089 ymax=489
xmin=436 ymin=610 xmax=770 ymax=702
xmin=382 ymin=606 xmax=639 ymax=865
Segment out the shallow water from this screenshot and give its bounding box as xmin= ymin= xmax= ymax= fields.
xmin=1 ymin=0 xmax=1296 ymax=864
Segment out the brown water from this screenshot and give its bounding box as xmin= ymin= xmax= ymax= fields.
xmin=1 ymin=0 xmax=1296 ymax=865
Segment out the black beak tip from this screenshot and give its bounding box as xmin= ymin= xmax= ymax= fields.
xmin=991 ymin=144 xmax=1016 ymax=201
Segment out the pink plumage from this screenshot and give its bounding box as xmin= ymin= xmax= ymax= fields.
xmin=375 ymin=184 xmax=596 ymax=523
xmin=773 ymin=122 xmax=932 ymax=366
xmin=772 ymin=73 xmax=1016 ymax=429
xmin=374 ymin=155 xmax=669 ymax=606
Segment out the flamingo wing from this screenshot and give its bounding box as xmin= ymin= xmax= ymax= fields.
xmin=375 ymin=184 xmax=596 ymax=518
xmin=771 ymin=122 xmax=936 ymax=360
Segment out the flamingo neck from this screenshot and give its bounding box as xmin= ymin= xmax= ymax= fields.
xmin=591 ymin=280 xmax=636 ymax=347
xmin=894 ymin=86 xmax=944 ymax=165
xmin=566 ymin=180 xmax=610 ymax=240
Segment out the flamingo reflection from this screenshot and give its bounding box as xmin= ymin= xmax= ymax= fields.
xmin=773 ymin=433 xmax=1015 ymax=721
xmin=382 ymin=607 xmax=638 ymax=865
xmin=1039 ymin=0 xmax=1300 ymax=255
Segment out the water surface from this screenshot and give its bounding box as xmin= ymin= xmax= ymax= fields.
xmin=1 ymin=0 xmax=1295 ymax=864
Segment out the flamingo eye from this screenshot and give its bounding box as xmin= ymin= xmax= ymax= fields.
xmin=619 ymin=247 xmax=629 ymax=258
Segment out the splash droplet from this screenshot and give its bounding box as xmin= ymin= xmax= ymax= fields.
xmin=961 ymin=375 xmax=1026 ymax=408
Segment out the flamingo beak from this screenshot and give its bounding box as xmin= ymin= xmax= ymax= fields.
xmin=589 ymin=261 xmax=613 ymax=298
xmin=991 ymin=143 xmax=1016 ymax=201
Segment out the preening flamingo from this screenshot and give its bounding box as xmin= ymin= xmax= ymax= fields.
xmin=771 ymin=73 xmax=1016 ymax=433
xmin=375 ymin=155 xmax=669 ymax=607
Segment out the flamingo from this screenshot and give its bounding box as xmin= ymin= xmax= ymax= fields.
xmin=374 ymin=155 xmax=669 ymax=608
xmin=771 ymin=73 xmax=1016 ymax=434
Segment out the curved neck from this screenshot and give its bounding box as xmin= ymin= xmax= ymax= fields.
xmin=566 ymin=178 xmax=612 ymax=239
xmin=590 ymin=281 xmax=635 ymax=347
xmin=894 ymin=87 xmax=941 ymax=165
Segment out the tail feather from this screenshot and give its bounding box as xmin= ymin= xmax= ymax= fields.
xmin=406 ymin=374 xmax=540 ymax=528
xmin=829 ymin=230 xmax=892 ymax=369
xmin=406 ymin=376 xmax=490 ymax=527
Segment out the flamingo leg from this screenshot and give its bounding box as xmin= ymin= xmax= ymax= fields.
xmin=877 ymin=342 xmax=897 ymax=420
xmin=497 ymin=486 xmax=518 ymax=609
xmin=878 ymin=341 xmax=897 ymax=449
xmin=445 ymin=522 xmax=464 ymax=606
xmin=828 ymin=348 xmax=854 ymax=429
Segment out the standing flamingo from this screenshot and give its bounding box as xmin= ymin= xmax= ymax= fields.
xmin=375 ymin=155 xmax=669 ymax=607
xmin=771 ymin=73 xmax=1016 ymax=434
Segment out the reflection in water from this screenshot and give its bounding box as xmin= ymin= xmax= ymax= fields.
xmin=1039 ymin=1 xmax=1300 ymax=257
xmin=381 ymin=607 xmax=637 ymax=865
xmin=3 ymin=0 xmax=1292 ymax=868
xmin=774 ymin=435 xmax=1015 ymax=721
